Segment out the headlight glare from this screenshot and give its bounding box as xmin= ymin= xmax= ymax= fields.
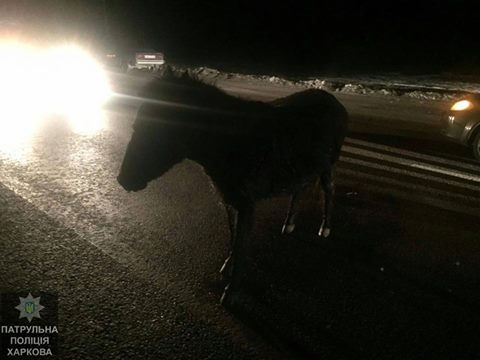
xmin=451 ymin=100 xmax=473 ymax=111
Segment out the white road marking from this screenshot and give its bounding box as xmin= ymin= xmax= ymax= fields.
xmin=342 ymin=145 xmax=480 ymax=183
xmin=336 ymin=166 xmax=477 ymax=206
xmin=339 ymin=156 xmax=480 ymax=193
xmin=1 ymin=123 xmax=478 ymax=239
xmin=337 ymin=168 xmax=479 ymax=218
xmin=345 ymin=137 xmax=480 ymax=173
xmin=409 ymin=162 xmax=480 ymax=183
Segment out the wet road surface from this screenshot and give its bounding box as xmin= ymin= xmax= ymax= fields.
xmin=0 ymin=71 xmax=479 ymax=359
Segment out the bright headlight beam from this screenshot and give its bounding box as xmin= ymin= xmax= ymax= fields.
xmin=0 ymin=41 xmax=46 ymax=160
xmin=451 ymin=100 xmax=473 ymax=111
xmin=44 ymin=45 xmax=112 ymax=134
xmin=0 ymin=41 xmax=112 ymax=160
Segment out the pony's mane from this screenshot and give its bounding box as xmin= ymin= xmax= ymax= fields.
xmin=137 ymin=66 xmax=271 ymax=118
xmin=139 ymin=66 xmax=223 ymax=99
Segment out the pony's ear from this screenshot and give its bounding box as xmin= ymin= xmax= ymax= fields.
xmin=162 ymin=66 xmax=190 ymax=79
xmin=181 ymin=69 xmax=191 ymax=80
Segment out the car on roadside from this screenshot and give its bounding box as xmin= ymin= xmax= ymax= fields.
xmin=103 ymin=48 xmax=165 ymax=72
xmin=442 ymin=95 xmax=480 ymax=160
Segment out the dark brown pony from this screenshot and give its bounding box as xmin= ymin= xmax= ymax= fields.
xmin=117 ymin=68 xmax=348 ymax=304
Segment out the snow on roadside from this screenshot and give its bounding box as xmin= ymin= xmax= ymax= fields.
xmin=171 ymin=65 xmax=480 ymax=101
xmin=403 ymin=91 xmax=452 ymax=101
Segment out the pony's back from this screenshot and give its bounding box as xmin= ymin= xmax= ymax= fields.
xmin=137 ymin=72 xmax=276 ymax=137
xmin=271 ymin=89 xmax=349 ymax=164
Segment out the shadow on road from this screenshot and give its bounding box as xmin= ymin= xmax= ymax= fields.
xmin=221 ymin=186 xmax=480 ymax=359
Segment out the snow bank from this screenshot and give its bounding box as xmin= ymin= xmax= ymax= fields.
xmin=170 ymin=64 xmax=480 ymax=101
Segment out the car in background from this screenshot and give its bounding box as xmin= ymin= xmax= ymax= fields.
xmin=103 ymin=48 xmax=165 ymax=72
xmin=442 ymin=95 xmax=480 ymax=160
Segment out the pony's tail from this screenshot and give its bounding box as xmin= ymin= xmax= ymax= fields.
xmin=332 ymin=109 xmax=349 ymax=164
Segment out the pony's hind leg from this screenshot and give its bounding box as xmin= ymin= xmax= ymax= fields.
xmin=282 ymin=182 xmax=309 ymax=234
xmin=319 ymin=169 xmax=335 ymax=238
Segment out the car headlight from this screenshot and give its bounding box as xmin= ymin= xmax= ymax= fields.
xmin=0 ymin=41 xmax=112 ymax=161
xmin=451 ymin=100 xmax=473 ymax=111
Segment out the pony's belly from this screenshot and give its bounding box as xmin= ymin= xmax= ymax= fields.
xmin=247 ymin=169 xmax=308 ymax=199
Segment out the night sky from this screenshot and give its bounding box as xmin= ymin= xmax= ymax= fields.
xmin=1 ymin=0 xmax=479 ymax=75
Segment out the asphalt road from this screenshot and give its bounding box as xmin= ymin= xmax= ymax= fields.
xmin=1 ymin=71 xmax=479 ymax=359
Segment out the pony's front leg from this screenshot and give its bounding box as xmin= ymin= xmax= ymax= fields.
xmin=220 ymin=201 xmax=254 ymax=307
xmin=220 ymin=204 xmax=238 ymax=278
xmin=281 ymin=181 xmax=310 ymax=234
xmin=281 ymin=188 xmax=303 ymax=235
xmin=319 ymin=170 xmax=335 ymax=238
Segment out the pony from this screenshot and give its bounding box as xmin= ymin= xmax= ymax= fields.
xmin=117 ymin=67 xmax=349 ymax=304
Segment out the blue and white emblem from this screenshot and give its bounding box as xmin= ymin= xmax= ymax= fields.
xmin=14 ymin=293 xmax=45 ymax=322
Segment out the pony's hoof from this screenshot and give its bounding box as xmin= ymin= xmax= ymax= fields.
xmin=220 ymin=287 xmax=229 ymax=306
xmin=220 ymin=259 xmax=234 ymax=282
xmin=318 ymin=227 xmax=331 ymax=238
xmin=281 ymin=223 xmax=295 ymax=235
xmin=220 ymin=285 xmax=250 ymax=310
xmin=220 ymin=256 xmax=232 ymax=277
xmin=220 ymin=284 xmax=236 ymax=308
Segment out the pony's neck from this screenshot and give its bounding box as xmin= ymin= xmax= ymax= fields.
xmin=183 ymin=131 xmax=250 ymax=187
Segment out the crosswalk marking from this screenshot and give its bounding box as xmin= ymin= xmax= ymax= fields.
xmin=345 ymin=137 xmax=480 ymax=172
xmin=338 ymin=168 xmax=479 ymax=218
xmin=336 ymin=167 xmax=478 ymax=208
xmin=338 ymin=139 xmax=480 ymax=217
xmin=342 ymin=145 xmax=480 ymax=183
xmin=0 ymin=134 xmax=478 ymax=221
xmin=339 ymin=155 xmax=480 ymax=193
xmin=410 ymin=162 xmax=480 ymax=183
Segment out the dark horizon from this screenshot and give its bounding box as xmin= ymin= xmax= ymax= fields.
xmin=1 ymin=0 xmax=479 ymax=76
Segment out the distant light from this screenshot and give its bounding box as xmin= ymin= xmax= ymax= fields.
xmin=451 ymin=100 xmax=473 ymax=111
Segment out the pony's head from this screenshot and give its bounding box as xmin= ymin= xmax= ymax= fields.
xmin=117 ymin=73 xmax=194 ymax=191
xmin=117 ymin=104 xmax=189 ymax=191
xmin=117 ymin=68 xmax=234 ymax=191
